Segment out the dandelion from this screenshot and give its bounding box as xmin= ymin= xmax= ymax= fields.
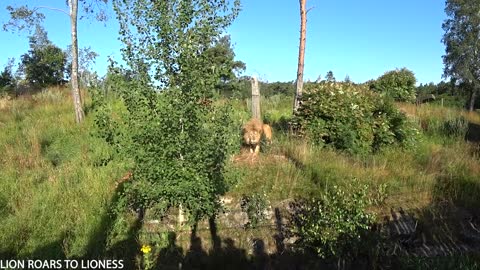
xmin=141 ymin=244 xmax=152 ymax=254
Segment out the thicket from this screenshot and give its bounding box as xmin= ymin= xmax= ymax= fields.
xmin=93 ymin=0 xmax=242 ymax=224
xmin=93 ymin=79 xmax=239 ymax=221
xmin=290 ymin=181 xmax=376 ymax=260
xmin=371 ymin=68 xmax=417 ymax=103
xmin=0 ymin=62 xmax=15 ymax=96
xmin=292 ymin=82 xmax=418 ymax=155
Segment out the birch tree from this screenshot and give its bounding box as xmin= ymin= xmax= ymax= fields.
xmin=442 ymin=0 xmax=480 ymax=111
xmin=3 ymin=0 xmax=108 ymax=123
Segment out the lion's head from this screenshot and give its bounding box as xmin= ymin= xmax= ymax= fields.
xmin=242 ymin=118 xmax=264 ymax=153
xmin=243 ymin=129 xmax=262 ymax=145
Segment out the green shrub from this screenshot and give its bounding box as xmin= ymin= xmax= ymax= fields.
xmin=290 ymin=181 xmax=376 ymax=259
xmin=94 ymin=82 xmax=240 ymax=223
xmin=371 ymin=68 xmax=417 ymax=102
xmin=240 ymin=192 xmax=268 ymax=228
xmin=292 ymin=82 xmax=418 ymax=155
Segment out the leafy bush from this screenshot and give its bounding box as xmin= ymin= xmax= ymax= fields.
xmin=292 ymin=82 xmax=418 ymax=155
xmin=94 ymin=81 xmax=240 ymax=222
xmin=0 ymin=59 xmax=16 ymax=97
xmin=99 ymin=0 xmax=241 ymax=224
xmin=240 ymin=192 xmax=268 ymax=228
xmin=371 ymin=68 xmax=417 ymax=102
xmin=290 ymin=181 xmax=376 ymax=259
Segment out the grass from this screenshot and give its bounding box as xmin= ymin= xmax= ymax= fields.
xmin=229 ymin=97 xmax=480 ymax=214
xmin=1 ymin=89 xmax=480 ymax=267
xmin=398 ymin=102 xmax=480 ymax=124
xmin=0 ymin=88 xmax=128 ymax=259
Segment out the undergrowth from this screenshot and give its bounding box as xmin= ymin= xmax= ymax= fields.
xmin=1 ymin=88 xmax=479 ymax=268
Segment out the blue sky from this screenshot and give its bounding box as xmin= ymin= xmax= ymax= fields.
xmin=0 ymin=0 xmax=446 ymax=84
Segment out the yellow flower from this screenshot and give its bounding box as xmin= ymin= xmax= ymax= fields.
xmin=141 ymin=244 xmax=152 ymax=254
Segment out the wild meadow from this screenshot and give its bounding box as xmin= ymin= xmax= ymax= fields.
xmin=1 ymin=1 xmax=480 ymax=268
xmin=0 ymin=84 xmax=479 ymax=269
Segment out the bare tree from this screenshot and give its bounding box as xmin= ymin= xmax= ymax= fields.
xmin=251 ymin=76 xmax=261 ymax=120
xmin=293 ymin=0 xmax=307 ymax=113
xmin=4 ymin=1 xmax=108 ymax=123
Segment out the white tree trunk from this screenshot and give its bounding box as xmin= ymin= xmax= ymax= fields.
xmin=69 ymin=0 xmax=85 ymax=123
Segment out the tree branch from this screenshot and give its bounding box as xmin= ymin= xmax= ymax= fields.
xmin=35 ymin=6 xmax=69 ymax=16
xmin=307 ymin=6 xmax=315 ymax=14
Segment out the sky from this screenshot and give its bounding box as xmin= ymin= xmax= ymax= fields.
xmin=0 ymin=0 xmax=447 ymax=84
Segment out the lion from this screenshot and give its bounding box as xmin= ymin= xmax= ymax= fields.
xmin=242 ymin=118 xmax=273 ymax=154
xmin=262 ymin=124 xmax=272 ymax=144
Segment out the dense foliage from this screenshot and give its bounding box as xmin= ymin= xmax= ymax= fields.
xmin=443 ymin=0 xmax=480 ymax=111
xmin=94 ymin=80 xmax=239 ymax=221
xmin=113 ymin=0 xmax=240 ymax=90
xmin=0 ymin=59 xmax=15 ymax=96
xmin=292 ymin=82 xmax=418 ymax=155
xmin=204 ymin=35 xmax=246 ymax=94
xmin=290 ymin=181 xmax=376 ymax=259
xmin=371 ymin=68 xmax=417 ymax=102
xmin=20 ymin=44 xmax=67 ymax=87
xmin=416 ymin=81 xmax=472 ymax=108
xmin=96 ymin=0 xmax=242 ymax=222
xmin=19 ymin=27 xmax=67 ymax=87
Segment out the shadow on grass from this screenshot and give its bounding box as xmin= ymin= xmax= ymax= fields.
xmin=83 ymin=182 xmax=144 ymax=269
xmin=10 ymin=158 xmax=480 ymax=269
xmin=465 ymin=122 xmax=480 ymax=143
xmin=151 ymin=218 xmax=329 ymax=270
xmin=377 ymin=171 xmax=480 ymax=269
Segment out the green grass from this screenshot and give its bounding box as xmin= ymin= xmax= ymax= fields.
xmin=0 ymin=89 xmax=127 ymax=259
xmin=229 ymin=95 xmax=480 ymax=214
xmin=1 ymin=89 xmax=480 ymax=267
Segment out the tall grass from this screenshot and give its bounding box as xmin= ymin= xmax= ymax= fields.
xmin=398 ymin=102 xmax=480 ymax=124
xmin=0 ymin=88 xmax=126 ymax=258
xmin=230 ymin=98 xmax=480 ymax=215
xmin=1 ymin=90 xmax=479 ymax=263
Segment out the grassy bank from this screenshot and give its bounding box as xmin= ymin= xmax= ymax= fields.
xmin=0 ymin=89 xmax=479 ymax=268
xmin=0 ymin=89 xmax=127 ymax=258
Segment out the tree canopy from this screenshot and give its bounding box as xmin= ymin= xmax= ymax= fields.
xmin=0 ymin=58 xmax=16 ymax=96
xmin=371 ymin=68 xmax=417 ymax=103
xmin=4 ymin=0 xmax=109 ymax=123
xmin=114 ymin=0 xmax=240 ymax=92
xmin=20 ymin=27 xmax=67 ymax=87
xmin=442 ymin=0 xmax=480 ymax=111
xmin=95 ymin=0 xmax=242 ymax=222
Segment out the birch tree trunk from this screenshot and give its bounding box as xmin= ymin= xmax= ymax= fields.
xmin=251 ymin=76 xmax=261 ymax=120
xmin=69 ymin=0 xmax=85 ymax=123
xmin=293 ymin=0 xmax=307 ymax=113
